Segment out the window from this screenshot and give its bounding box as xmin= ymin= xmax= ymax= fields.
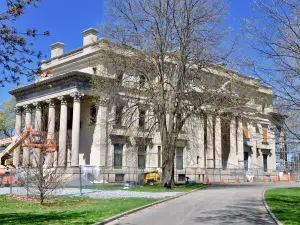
xmin=90 ymin=104 xmax=97 ymax=125
xmin=158 ymin=146 xmax=161 ymax=168
xmin=263 ymin=154 xmax=268 ymax=172
xmin=255 ymin=124 xmax=260 ymax=133
xmin=178 ymin=174 xmax=185 ymax=182
xmin=92 ymin=67 xmax=97 ymax=74
xmin=114 ymin=144 xmax=123 ymax=169
xmin=262 ymin=125 xmax=268 ymax=143
xmin=197 ymin=156 xmax=200 ymax=164
xmin=115 ymin=105 xmax=124 ymax=126
xmin=262 ymin=103 xmax=265 ymax=113
xmin=139 ymin=75 xmax=146 ymax=88
xmin=243 ymin=121 xmax=249 ymax=139
xmin=116 ymin=71 xmax=123 ymax=85
xmin=176 ymin=148 xmax=184 ymax=170
xmin=115 ymin=174 xmax=124 ymax=182
xmin=138 ymin=146 xmax=146 ymax=169
xmin=138 ymin=108 xmax=146 ymax=129
xmin=244 ymin=152 xmax=249 ymax=171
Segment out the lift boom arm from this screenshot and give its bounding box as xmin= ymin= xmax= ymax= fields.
xmin=0 ymin=128 xmax=30 ymax=166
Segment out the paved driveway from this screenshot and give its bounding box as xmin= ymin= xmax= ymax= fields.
xmin=108 ymin=182 xmax=300 ymax=225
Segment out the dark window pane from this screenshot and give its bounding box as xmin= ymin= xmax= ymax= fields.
xmin=178 ymin=174 xmax=185 ymax=181
xmin=158 ymin=146 xmax=161 ymax=168
xmin=139 ymin=75 xmax=145 ymax=87
xmin=115 ymin=174 xmax=124 ymax=182
xmin=116 ymin=71 xmax=123 ymax=85
xmin=115 ymin=105 xmax=124 ymax=126
xmin=139 ymin=109 xmax=146 ymax=129
xmin=114 ymin=144 xmax=123 ymax=169
xmin=138 ymin=146 xmax=146 ymax=169
xmin=176 ymin=148 xmax=183 ymax=170
xmin=90 ymin=104 xmax=97 ymax=125
xmin=263 ymin=154 xmax=268 ymax=172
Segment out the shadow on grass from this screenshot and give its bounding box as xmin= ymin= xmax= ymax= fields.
xmin=0 ymin=211 xmax=88 ymax=225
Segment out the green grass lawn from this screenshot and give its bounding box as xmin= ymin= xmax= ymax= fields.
xmin=0 ymin=195 xmax=158 ymax=225
xmin=76 ymin=183 xmax=206 ymax=192
xmin=265 ymin=188 xmax=300 ymax=225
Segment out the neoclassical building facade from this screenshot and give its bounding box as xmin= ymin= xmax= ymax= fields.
xmin=9 ymin=28 xmax=284 ymax=182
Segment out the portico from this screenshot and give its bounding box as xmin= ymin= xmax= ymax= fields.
xmin=10 ymin=71 xmax=93 ymax=167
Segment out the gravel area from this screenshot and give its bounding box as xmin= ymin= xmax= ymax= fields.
xmin=0 ymin=187 xmax=181 ymax=198
xmin=85 ymin=190 xmax=181 ymax=199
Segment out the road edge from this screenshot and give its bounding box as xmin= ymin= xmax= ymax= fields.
xmin=92 ymin=186 xmax=206 ymax=225
xmin=262 ymin=190 xmax=283 ymax=225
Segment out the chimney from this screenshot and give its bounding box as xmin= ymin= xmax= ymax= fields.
xmin=82 ymin=28 xmax=99 ymax=46
xmin=50 ymin=42 xmax=65 ymax=58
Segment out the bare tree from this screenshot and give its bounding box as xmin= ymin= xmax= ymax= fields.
xmin=17 ymin=106 xmax=68 ymax=205
xmin=18 ymin=152 xmax=68 ymax=204
xmin=242 ymin=0 xmax=300 ymax=135
xmin=92 ymin=0 xmax=246 ymax=184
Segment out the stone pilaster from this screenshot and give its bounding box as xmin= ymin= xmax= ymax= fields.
xmin=71 ymin=93 xmax=83 ymax=167
xmin=237 ymin=117 xmax=244 ymax=168
xmin=23 ymin=104 xmax=32 ymax=167
xmin=90 ymin=99 xmax=108 ymax=166
xmin=58 ymin=96 xmax=68 ymax=167
xmin=206 ymin=113 xmax=214 ymax=169
xmin=214 ymin=115 xmax=222 ymax=168
xmin=229 ymin=115 xmax=237 ymax=166
xmin=13 ymin=107 xmax=22 ymax=167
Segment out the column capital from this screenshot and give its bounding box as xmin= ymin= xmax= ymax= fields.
xmin=14 ymin=106 xmax=22 ymax=115
xmin=58 ymin=96 xmax=68 ymax=105
xmin=46 ymin=99 xmax=55 ymax=108
xmin=71 ymin=92 xmax=84 ymax=103
xmin=99 ymin=98 xmax=110 ymax=106
xmin=33 ymin=102 xmax=43 ymax=110
xmin=24 ymin=104 xmax=33 ymax=113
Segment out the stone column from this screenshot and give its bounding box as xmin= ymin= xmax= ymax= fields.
xmin=71 ymin=93 xmax=82 ymax=167
xmin=237 ymin=117 xmax=244 ymax=168
xmin=90 ymin=99 xmax=108 ymax=166
xmin=23 ymin=105 xmax=32 ymax=167
xmin=45 ymin=99 xmax=56 ymax=166
xmin=32 ymin=102 xmax=42 ymax=167
xmin=206 ymin=113 xmax=214 ymax=169
xmin=58 ymin=96 xmax=68 ymax=167
xmin=214 ymin=115 xmax=222 ymax=168
xmin=13 ymin=107 xmax=22 ymax=167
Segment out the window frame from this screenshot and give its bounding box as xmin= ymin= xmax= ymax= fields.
xmin=114 ymin=144 xmax=123 ymax=169
xmin=176 ymin=147 xmax=184 ymax=170
xmin=138 ymin=145 xmax=147 ymax=169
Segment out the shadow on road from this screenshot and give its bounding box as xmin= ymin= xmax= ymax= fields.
xmin=192 ymin=198 xmax=274 ymax=224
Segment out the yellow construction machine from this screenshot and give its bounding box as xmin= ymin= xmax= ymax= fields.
xmin=143 ymin=171 xmax=160 ymax=185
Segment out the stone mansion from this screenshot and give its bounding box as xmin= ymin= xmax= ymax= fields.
xmin=9 ymin=28 xmax=285 ymax=182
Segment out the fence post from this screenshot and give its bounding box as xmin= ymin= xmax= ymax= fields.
xmin=79 ymin=166 xmax=82 ymax=196
xmin=26 ymin=167 xmax=29 ymax=199
xmin=9 ymin=169 xmax=12 ymax=195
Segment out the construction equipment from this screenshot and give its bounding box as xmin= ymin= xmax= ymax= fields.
xmin=143 ymin=171 xmax=160 ymax=185
xmin=0 ymin=125 xmax=57 ymax=187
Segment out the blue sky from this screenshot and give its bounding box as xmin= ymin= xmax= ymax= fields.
xmin=0 ymin=0 xmax=252 ymax=103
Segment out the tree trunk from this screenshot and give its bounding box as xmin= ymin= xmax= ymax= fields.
xmin=40 ymin=192 xmax=44 ymax=205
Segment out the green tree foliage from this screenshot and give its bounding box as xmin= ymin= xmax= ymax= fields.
xmin=0 ymin=97 xmax=16 ymax=138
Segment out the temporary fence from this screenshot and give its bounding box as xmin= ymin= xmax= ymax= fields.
xmin=0 ymin=164 xmax=298 ymax=197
